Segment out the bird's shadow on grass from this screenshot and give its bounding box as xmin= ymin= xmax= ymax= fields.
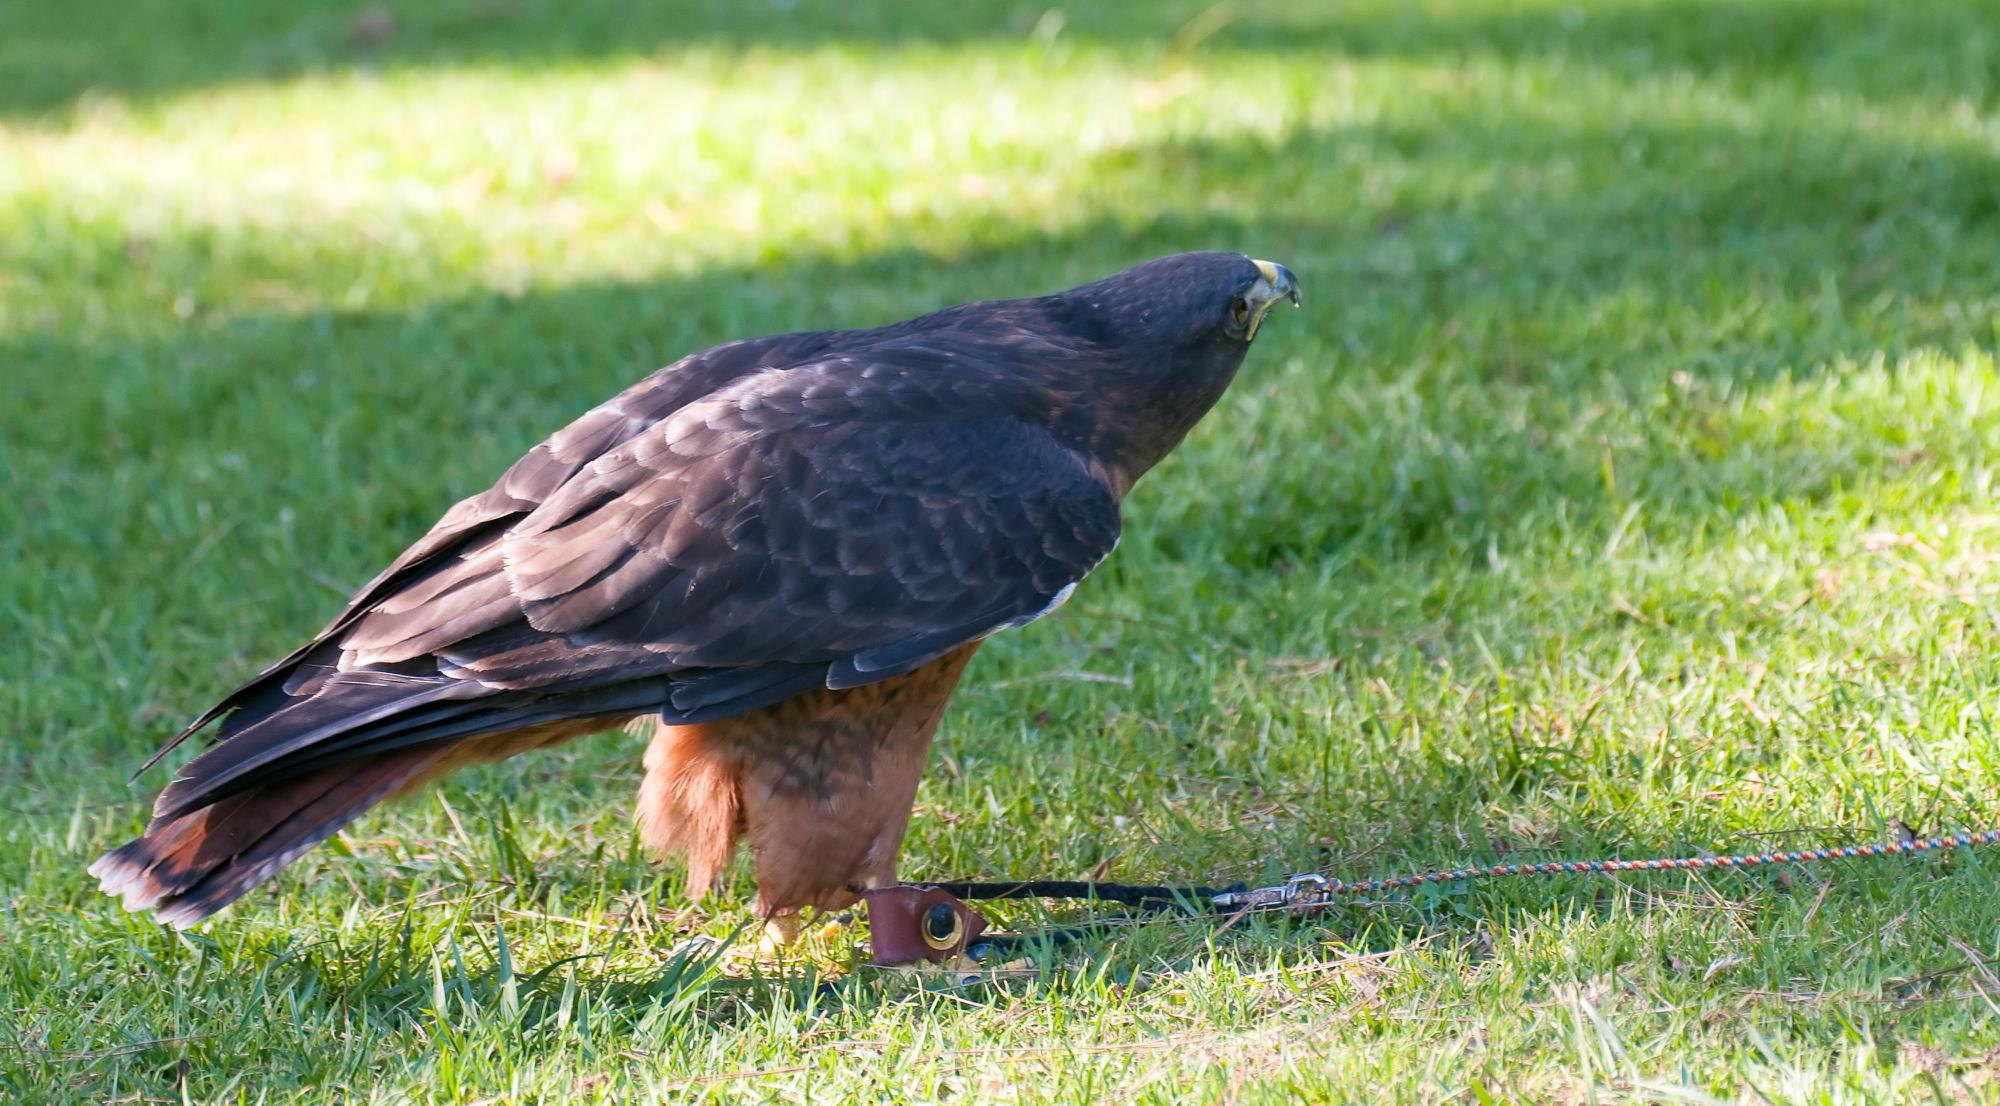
xmin=274 ymin=912 xmax=970 ymax=1048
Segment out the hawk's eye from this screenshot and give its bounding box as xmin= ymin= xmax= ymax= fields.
xmin=1229 ymin=297 xmax=1251 ymax=328
xmin=920 ymin=901 xmax=964 ymax=951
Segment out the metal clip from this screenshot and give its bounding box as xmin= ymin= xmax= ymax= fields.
xmin=1282 ymin=872 xmax=1330 ymax=907
xmin=1211 ymin=872 xmax=1338 ymax=913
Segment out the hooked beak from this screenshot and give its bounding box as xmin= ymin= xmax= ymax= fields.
xmin=1245 ymin=259 xmax=1302 ymax=341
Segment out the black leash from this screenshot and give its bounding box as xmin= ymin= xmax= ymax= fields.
xmin=923 ymin=879 xmax=1243 ymax=911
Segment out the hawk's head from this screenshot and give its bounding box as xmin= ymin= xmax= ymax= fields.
xmin=1063 ymin=250 xmax=1300 ymax=349
xmin=1050 ymin=250 xmax=1302 ymax=482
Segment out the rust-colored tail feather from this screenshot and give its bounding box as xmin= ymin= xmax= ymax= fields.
xmin=89 ymin=747 xmax=447 ymax=928
xmin=97 ymin=662 xmax=665 ymax=926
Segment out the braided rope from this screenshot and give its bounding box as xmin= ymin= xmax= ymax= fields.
xmin=1210 ymin=827 xmax=2000 ymax=912
xmin=924 ymin=879 xmax=1242 ymax=908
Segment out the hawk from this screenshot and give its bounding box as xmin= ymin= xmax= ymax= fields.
xmin=91 ymin=251 xmax=1301 ymax=927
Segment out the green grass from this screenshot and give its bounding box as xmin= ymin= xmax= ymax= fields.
xmin=5 ymin=0 xmax=2000 ymax=1100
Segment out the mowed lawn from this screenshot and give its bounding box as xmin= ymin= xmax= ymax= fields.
xmin=5 ymin=0 xmax=2000 ymax=1101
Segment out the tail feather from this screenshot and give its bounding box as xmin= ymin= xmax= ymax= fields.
xmin=99 ymin=674 xmax=667 ymax=926
xmin=156 ymin=669 xmax=714 ymax=823
xmin=152 ymin=675 xmax=481 ymax=820
xmin=264 ymin=682 xmax=673 ymax=783
xmin=90 ymin=747 xmax=450 ymax=928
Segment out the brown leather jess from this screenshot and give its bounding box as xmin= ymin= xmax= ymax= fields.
xmin=863 ymin=886 xmax=989 ymax=965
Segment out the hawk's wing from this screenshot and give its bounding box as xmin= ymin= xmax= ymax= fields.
xmin=351 ymin=360 xmax=1121 ymax=689
xmin=151 ymin=344 xmax=1119 ymax=813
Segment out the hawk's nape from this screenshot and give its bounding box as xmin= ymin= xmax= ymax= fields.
xmin=91 ymin=251 xmax=1301 ymax=926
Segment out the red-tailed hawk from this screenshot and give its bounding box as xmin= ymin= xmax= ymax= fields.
xmin=92 ymin=251 xmax=1301 ymax=927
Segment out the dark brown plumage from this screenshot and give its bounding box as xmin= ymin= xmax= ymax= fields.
xmin=91 ymin=251 xmax=1301 ymax=927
